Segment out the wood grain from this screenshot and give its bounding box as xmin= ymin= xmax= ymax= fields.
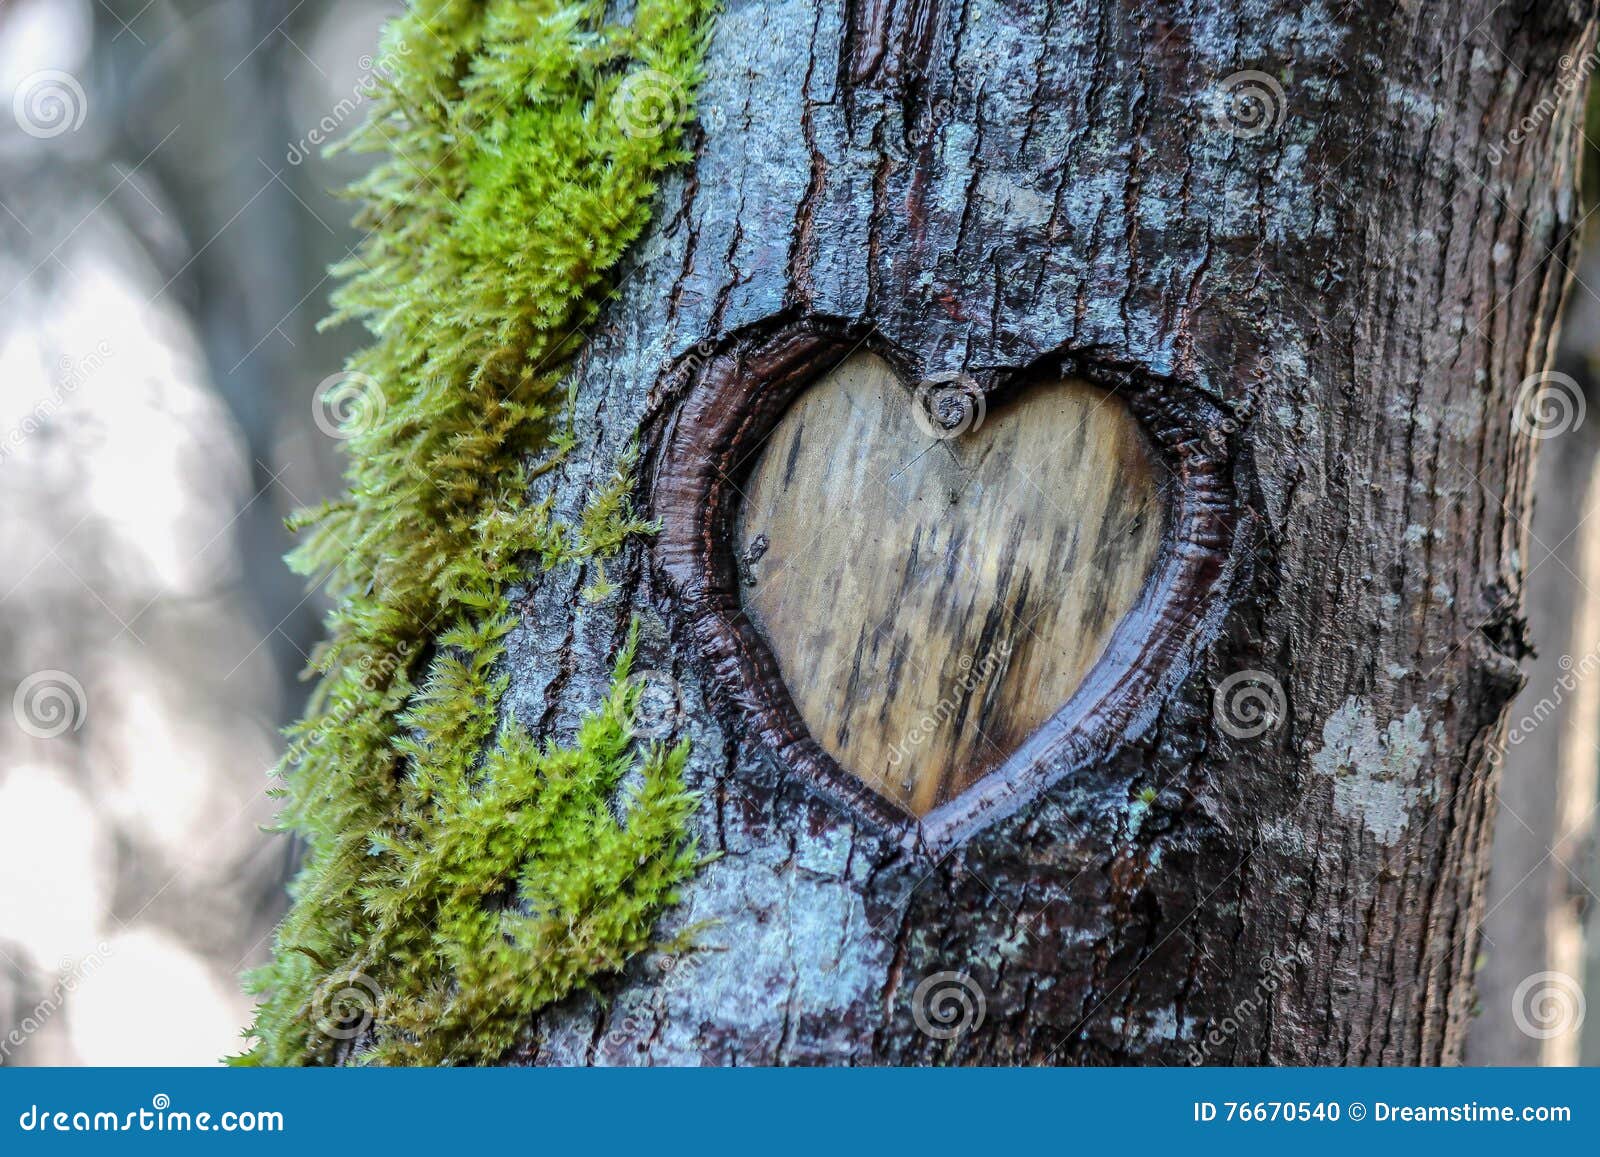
xmin=734 ymin=352 xmax=1163 ymax=815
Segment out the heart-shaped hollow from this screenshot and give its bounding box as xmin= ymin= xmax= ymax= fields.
xmin=653 ymin=322 xmax=1237 ymax=852
xmin=736 ymin=352 xmax=1163 ymax=816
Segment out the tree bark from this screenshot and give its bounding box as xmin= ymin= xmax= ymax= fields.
xmin=500 ymin=0 xmax=1598 ymax=1064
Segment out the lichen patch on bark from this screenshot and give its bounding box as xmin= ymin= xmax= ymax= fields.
xmin=1311 ymin=700 xmax=1442 ymax=845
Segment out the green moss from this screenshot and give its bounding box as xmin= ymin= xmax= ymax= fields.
xmin=239 ymin=0 xmax=715 ymax=1066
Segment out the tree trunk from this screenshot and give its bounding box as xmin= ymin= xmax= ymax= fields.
xmin=503 ymin=0 xmax=1598 ymax=1064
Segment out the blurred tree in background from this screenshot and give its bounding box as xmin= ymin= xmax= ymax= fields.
xmin=0 ymin=0 xmax=388 ymax=1063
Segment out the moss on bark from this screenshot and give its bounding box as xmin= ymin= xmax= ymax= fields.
xmin=239 ymin=0 xmax=715 ymax=1066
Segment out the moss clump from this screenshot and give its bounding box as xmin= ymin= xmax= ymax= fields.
xmin=239 ymin=0 xmax=715 ymax=1066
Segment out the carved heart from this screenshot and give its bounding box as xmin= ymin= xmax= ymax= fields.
xmin=653 ymin=324 xmax=1236 ymax=851
xmin=735 ymin=353 xmax=1162 ymax=815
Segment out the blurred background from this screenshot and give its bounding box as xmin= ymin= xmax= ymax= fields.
xmin=0 ymin=0 xmax=389 ymax=1064
xmin=0 ymin=0 xmax=1593 ymax=1065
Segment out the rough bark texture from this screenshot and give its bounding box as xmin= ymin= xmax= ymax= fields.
xmin=499 ymin=0 xmax=1597 ymax=1064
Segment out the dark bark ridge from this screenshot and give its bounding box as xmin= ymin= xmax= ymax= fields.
xmin=501 ymin=0 xmax=1598 ymax=1064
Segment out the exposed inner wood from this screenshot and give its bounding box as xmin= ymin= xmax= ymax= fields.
xmin=735 ymin=352 xmax=1164 ymax=816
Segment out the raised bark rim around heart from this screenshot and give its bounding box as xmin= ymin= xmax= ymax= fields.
xmin=650 ymin=316 xmax=1244 ymax=854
